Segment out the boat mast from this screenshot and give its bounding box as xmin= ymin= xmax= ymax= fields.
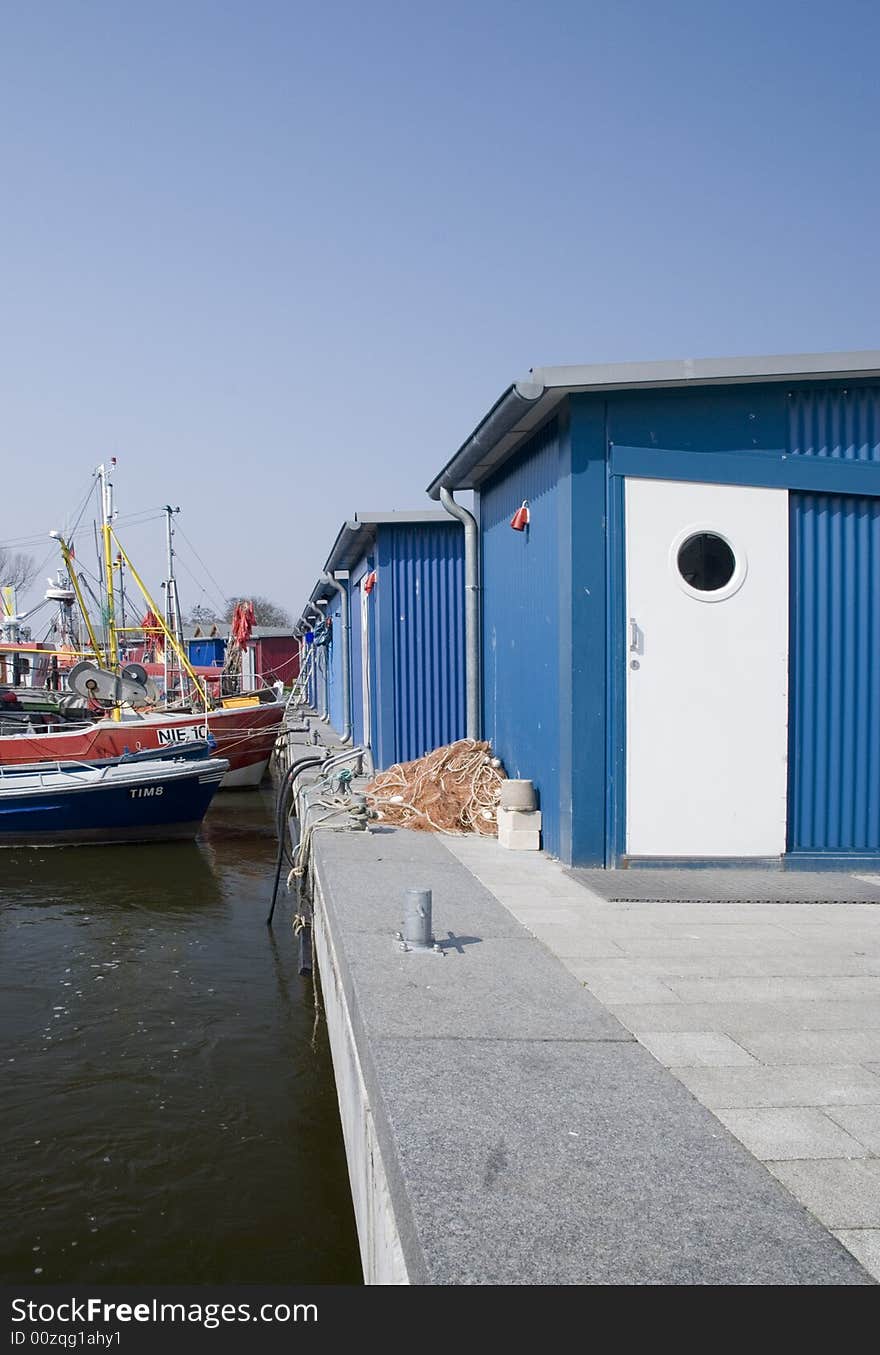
xmin=163 ymin=505 xmax=183 ymax=700
xmin=110 ymin=530 xmax=208 ymax=710
xmin=48 ymin=533 xmax=103 ymax=661
xmin=116 ymin=552 xmax=127 ymax=637
xmin=96 ymin=461 xmax=119 ymax=673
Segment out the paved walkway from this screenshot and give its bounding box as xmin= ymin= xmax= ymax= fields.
xmin=310 ymin=820 xmax=871 ymax=1283
xmin=443 ymin=837 xmax=880 ymax=1281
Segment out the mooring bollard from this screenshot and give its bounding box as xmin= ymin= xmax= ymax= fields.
xmin=403 ymin=888 xmax=432 ymax=947
xmin=396 ymin=888 xmax=443 ymax=955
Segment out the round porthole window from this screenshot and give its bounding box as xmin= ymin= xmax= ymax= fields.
xmin=676 ymin=532 xmax=736 ymax=592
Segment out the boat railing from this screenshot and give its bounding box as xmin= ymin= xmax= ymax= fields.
xmin=0 ymin=758 xmax=111 ymax=785
xmin=0 ymin=718 xmax=98 ymax=737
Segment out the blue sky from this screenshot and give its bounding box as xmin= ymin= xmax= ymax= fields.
xmin=2 ymin=0 xmax=877 ymax=622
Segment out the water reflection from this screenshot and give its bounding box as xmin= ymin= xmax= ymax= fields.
xmin=0 ymin=789 xmax=360 ymax=1285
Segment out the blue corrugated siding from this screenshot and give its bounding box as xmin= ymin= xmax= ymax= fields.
xmin=326 ymin=593 xmax=344 ymax=733
xmin=481 ymin=420 xmax=564 ymax=856
xmin=376 ymin=523 xmax=465 ymax=765
xmin=187 ymin=638 xmax=225 ymax=666
xmin=789 ymin=491 xmax=880 ymax=853
xmin=789 ymin=387 xmax=880 ymax=462
xmin=788 ymin=388 xmax=880 ymax=854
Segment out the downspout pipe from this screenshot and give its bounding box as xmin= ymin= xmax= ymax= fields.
xmin=439 ymin=487 xmax=480 ymax=741
xmin=320 ymin=626 xmax=330 ymax=723
xmin=305 ymin=606 xmax=324 ymax=716
xmin=320 ymin=573 xmax=352 ymax=744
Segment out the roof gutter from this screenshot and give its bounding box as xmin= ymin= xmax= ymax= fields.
xmin=426 ymin=379 xmax=545 ymax=499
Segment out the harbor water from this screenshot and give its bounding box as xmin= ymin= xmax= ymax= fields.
xmin=0 ymin=787 xmax=361 ymax=1285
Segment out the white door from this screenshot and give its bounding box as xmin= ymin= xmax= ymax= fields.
xmin=625 ymin=478 xmax=789 ymax=857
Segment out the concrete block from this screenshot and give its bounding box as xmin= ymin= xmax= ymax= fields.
xmin=498 ymin=813 xmax=542 ymax=851
xmin=497 ymin=806 xmax=542 ymax=831
xmin=498 ymin=832 xmax=541 ymax=852
xmin=498 ymin=829 xmax=541 ymax=847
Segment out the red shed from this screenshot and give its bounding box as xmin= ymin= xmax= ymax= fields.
xmin=249 ymin=628 xmax=300 ymax=688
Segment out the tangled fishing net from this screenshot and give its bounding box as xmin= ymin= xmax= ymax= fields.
xmin=365 ymin=739 xmax=506 ymax=835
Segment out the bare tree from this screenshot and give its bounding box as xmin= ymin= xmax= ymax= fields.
xmin=224 ymin=595 xmax=292 ymax=627
xmin=185 ymin=603 xmax=221 ymax=627
xmin=0 ymin=547 xmax=37 ymax=596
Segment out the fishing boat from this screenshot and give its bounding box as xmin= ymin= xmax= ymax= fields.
xmin=0 ymin=699 xmax=283 ymax=786
xmin=0 ymin=747 xmax=229 ymax=847
xmin=0 ymin=464 xmax=286 ymax=787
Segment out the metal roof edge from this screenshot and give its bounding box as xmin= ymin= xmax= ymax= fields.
xmin=308 ymin=576 xmax=336 ymax=606
xmin=426 ymin=378 xmax=545 ymax=499
xmin=427 ymin=350 xmax=880 ymax=496
xmin=322 ymin=510 xmax=461 ymax=574
xmin=322 ymin=520 xmax=369 ymax=576
xmin=352 ymin=510 xmax=456 ymax=524
xmin=530 ymin=350 xmax=880 ymax=392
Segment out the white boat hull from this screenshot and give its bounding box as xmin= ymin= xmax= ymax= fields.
xmin=219 ymin=754 xmax=272 ymax=788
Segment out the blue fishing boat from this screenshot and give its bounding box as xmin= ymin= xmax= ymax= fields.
xmin=0 ymin=746 xmax=230 ymax=847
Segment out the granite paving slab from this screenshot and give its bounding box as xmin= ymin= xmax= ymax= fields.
xmin=714 ymin=1108 xmax=869 ymax=1160
xmin=671 ymin=1065 xmax=880 ymax=1110
xmin=366 ymin=1036 xmax=871 ymax=1285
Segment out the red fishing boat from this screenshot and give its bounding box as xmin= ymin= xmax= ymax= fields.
xmin=0 ymin=698 xmax=283 ymax=787
xmin=0 ymin=465 xmax=286 ymax=787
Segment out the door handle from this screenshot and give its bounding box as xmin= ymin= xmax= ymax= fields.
xmin=629 ymin=618 xmax=640 ymax=653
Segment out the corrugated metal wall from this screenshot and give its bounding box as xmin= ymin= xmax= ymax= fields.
xmin=789 ymin=386 xmax=880 ymax=462
xmin=481 ymin=419 xmax=564 ymax=856
xmin=255 ymin=636 xmax=299 ymax=685
xmin=789 ymin=491 xmax=880 ymax=853
xmin=187 ymin=638 xmax=225 ymax=667
xmin=789 ymin=387 xmax=880 ymax=853
xmin=378 ymin=523 xmax=465 ymax=765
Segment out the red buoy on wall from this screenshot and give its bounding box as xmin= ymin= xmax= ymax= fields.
xmin=510 ymin=501 xmax=530 ymax=531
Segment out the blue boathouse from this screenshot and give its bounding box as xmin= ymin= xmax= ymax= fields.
xmin=299 ymin=511 xmax=466 ymax=769
xmin=426 ymin=350 xmax=880 ymax=868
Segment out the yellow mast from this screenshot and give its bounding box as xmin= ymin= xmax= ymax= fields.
xmin=50 ymin=533 xmax=104 ymax=662
xmin=54 ymin=463 xmax=209 ymax=714
xmin=110 ymin=528 xmax=209 ymax=711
